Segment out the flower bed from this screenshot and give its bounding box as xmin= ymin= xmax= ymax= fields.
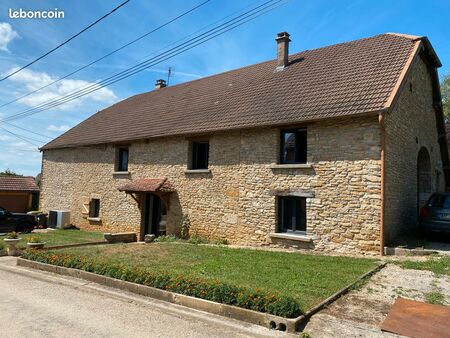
xmin=23 ymin=249 xmax=302 ymax=318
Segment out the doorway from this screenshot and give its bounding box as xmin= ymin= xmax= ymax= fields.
xmin=143 ymin=193 xmax=167 ymax=237
xmin=417 ymin=147 xmax=432 ymax=213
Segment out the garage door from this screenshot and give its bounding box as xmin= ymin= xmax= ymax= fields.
xmin=0 ymin=193 xmax=29 ymax=213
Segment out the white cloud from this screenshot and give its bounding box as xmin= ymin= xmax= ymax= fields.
xmin=5 ymin=67 xmax=117 ymax=109
xmin=0 ymin=134 xmax=13 ymax=141
xmin=0 ymin=23 xmax=19 ymax=52
xmin=47 ymin=124 xmax=70 ymax=132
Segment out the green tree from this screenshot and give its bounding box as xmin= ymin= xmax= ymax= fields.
xmin=442 ymin=74 xmax=450 ymax=119
xmin=0 ymin=168 xmax=18 ymax=176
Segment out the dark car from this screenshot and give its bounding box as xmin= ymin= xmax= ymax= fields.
xmin=419 ymin=193 xmax=450 ymax=236
xmin=0 ymin=206 xmax=37 ymax=233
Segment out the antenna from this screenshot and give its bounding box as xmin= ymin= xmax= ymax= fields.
xmin=167 ymin=66 xmax=173 ymax=86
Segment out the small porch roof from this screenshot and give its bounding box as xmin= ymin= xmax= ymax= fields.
xmin=118 ymin=178 xmax=174 ymax=193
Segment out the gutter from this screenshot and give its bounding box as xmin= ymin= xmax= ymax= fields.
xmin=379 ymin=113 xmax=386 ymax=255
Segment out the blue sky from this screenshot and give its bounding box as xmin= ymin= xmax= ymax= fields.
xmin=0 ymin=0 xmax=448 ymax=176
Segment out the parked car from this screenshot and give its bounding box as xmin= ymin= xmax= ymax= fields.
xmin=419 ymin=193 xmax=450 ymax=236
xmin=0 ymin=206 xmax=37 ymax=233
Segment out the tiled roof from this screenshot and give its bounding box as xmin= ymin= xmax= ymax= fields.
xmin=118 ymin=178 xmax=174 ymax=193
xmin=43 ymin=33 xmax=422 ymax=150
xmin=0 ymin=176 xmax=39 ymax=192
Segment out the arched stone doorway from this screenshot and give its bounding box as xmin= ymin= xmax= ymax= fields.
xmin=417 ymin=147 xmax=432 ymax=212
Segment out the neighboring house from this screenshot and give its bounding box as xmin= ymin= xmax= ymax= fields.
xmin=39 ymin=32 xmax=449 ymax=255
xmin=0 ymin=175 xmax=39 ymax=212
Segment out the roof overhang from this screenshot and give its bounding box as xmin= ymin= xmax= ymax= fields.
xmin=118 ymin=178 xmax=174 ymax=193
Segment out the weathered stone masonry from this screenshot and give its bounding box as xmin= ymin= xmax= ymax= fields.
xmin=384 ymin=56 xmax=445 ymax=243
xmin=40 ymin=115 xmax=382 ymax=254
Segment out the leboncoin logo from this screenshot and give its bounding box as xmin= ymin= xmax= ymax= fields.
xmin=9 ymin=8 xmax=65 ymax=19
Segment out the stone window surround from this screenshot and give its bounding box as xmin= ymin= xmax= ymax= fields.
xmin=87 ymin=194 xmax=101 ymax=221
xmin=269 ymin=163 xmax=313 ymax=169
xmin=114 ymin=145 xmax=130 ymax=173
xmin=279 ymin=128 xmax=307 ymax=164
xmin=186 ymin=136 xmax=210 ymax=171
xmin=113 ymin=171 xmax=131 ymax=175
xmin=184 ymin=169 xmax=211 ymax=174
xmin=271 ymin=189 xmax=314 ymax=242
xmin=269 ymin=232 xmax=312 ymax=243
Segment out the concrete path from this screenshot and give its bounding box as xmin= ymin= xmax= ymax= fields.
xmin=0 ymin=257 xmax=292 ymax=338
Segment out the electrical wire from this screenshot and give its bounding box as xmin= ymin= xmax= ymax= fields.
xmin=0 ymin=0 xmax=131 ymax=82
xmin=0 ymin=0 xmax=211 ymax=109
xmin=0 ymin=127 xmax=42 ymax=147
xmin=1 ymin=0 xmax=288 ymax=123
xmin=2 ymin=121 xmax=53 ymax=139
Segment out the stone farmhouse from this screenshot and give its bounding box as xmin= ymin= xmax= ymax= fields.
xmin=40 ymin=32 xmax=449 ymax=255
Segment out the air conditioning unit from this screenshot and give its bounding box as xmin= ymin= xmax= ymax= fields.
xmin=48 ymin=210 xmax=71 ymax=229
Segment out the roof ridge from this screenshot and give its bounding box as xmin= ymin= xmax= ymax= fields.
xmin=130 ymin=33 xmax=408 ymax=96
xmin=385 ymin=32 xmax=423 ymax=41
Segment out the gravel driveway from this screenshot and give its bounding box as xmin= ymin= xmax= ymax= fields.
xmin=304 ymin=263 xmax=450 ymax=337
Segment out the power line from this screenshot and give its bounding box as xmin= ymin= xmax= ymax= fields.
xmin=0 ymin=127 xmax=41 ymax=147
xmin=0 ymin=0 xmax=210 ymax=109
xmin=2 ymin=121 xmax=52 ymax=139
xmin=0 ymin=0 xmax=131 ymax=82
xmin=1 ymin=0 xmax=287 ymax=123
xmin=0 ymin=0 xmax=280 ymax=122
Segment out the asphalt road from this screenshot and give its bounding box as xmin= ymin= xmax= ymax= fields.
xmin=0 ymin=257 xmax=289 ymax=338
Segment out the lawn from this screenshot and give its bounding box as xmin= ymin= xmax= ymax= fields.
xmin=394 ymin=256 xmax=450 ymax=276
xmin=25 ymin=243 xmax=378 ymax=313
xmin=0 ymin=229 xmax=104 ymax=250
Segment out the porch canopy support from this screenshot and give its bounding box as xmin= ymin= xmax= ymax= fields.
xmin=118 ymin=178 xmax=174 ymax=209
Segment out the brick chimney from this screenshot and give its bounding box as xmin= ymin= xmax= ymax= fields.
xmin=155 ymin=79 xmax=167 ymax=89
xmin=275 ymin=32 xmax=291 ymax=70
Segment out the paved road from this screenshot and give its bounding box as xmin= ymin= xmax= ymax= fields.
xmin=0 ymin=257 xmax=289 ymax=338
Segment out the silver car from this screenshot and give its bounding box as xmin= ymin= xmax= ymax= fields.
xmin=419 ymin=193 xmax=450 ymax=236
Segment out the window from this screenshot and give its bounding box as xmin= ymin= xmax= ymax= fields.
xmin=89 ymin=199 xmax=100 ymax=218
xmin=116 ymin=147 xmax=129 ymax=172
xmin=280 ymin=129 xmax=307 ymax=164
xmin=278 ymin=196 xmax=306 ymax=233
xmin=191 ymin=141 xmax=209 ymax=169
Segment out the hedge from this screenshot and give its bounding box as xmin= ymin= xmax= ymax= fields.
xmin=23 ymin=250 xmax=302 ymax=318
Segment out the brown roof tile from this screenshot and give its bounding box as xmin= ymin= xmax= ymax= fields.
xmin=42 ymin=33 xmax=420 ymax=150
xmin=0 ymin=176 xmax=39 ymax=192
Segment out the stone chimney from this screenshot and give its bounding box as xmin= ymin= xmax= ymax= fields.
xmin=275 ymin=32 xmax=291 ymax=70
xmin=155 ymin=79 xmax=167 ymax=89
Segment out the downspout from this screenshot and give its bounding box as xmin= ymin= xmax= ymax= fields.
xmin=379 ymin=113 xmax=386 ymax=256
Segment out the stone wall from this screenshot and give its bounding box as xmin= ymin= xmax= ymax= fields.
xmin=384 ymin=55 xmax=446 ymax=243
xmin=41 ymin=115 xmax=382 ymax=254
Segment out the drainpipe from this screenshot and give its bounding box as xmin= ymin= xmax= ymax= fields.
xmin=379 ymin=113 xmax=386 ymax=256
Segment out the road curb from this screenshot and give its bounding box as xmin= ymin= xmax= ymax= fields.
xmin=295 ymin=262 xmax=387 ymax=330
xmin=17 ymin=257 xmax=386 ymax=333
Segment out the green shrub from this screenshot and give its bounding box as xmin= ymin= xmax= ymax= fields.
xmin=212 ymin=238 xmax=229 ymax=245
xmin=22 ymin=250 xmax=302 ymax=318
xmin=0 ymin=241 xmax=5 ymax=252
xmin=26 ymin=236 xmax=42 ymax=243
xmin=187 ymin=233 xmax=209 ymax=245
xmin=6 ymin=231 xmax=19 ymax=239
xmin=180 ymin=214 xmax=191 ymax=240
xmin=154 ymin=235 xmax=179 ymax=243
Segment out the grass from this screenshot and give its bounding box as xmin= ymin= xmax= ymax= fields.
xmin=425 ymin=291 xmax=445 ymax=305
xmin=394 ymin=256 xmax=450 ymax=276
xmin=0 ymin=229 xmax=104 ymax=250
xmin=39 ymin=243 xmax=378 ymax=311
